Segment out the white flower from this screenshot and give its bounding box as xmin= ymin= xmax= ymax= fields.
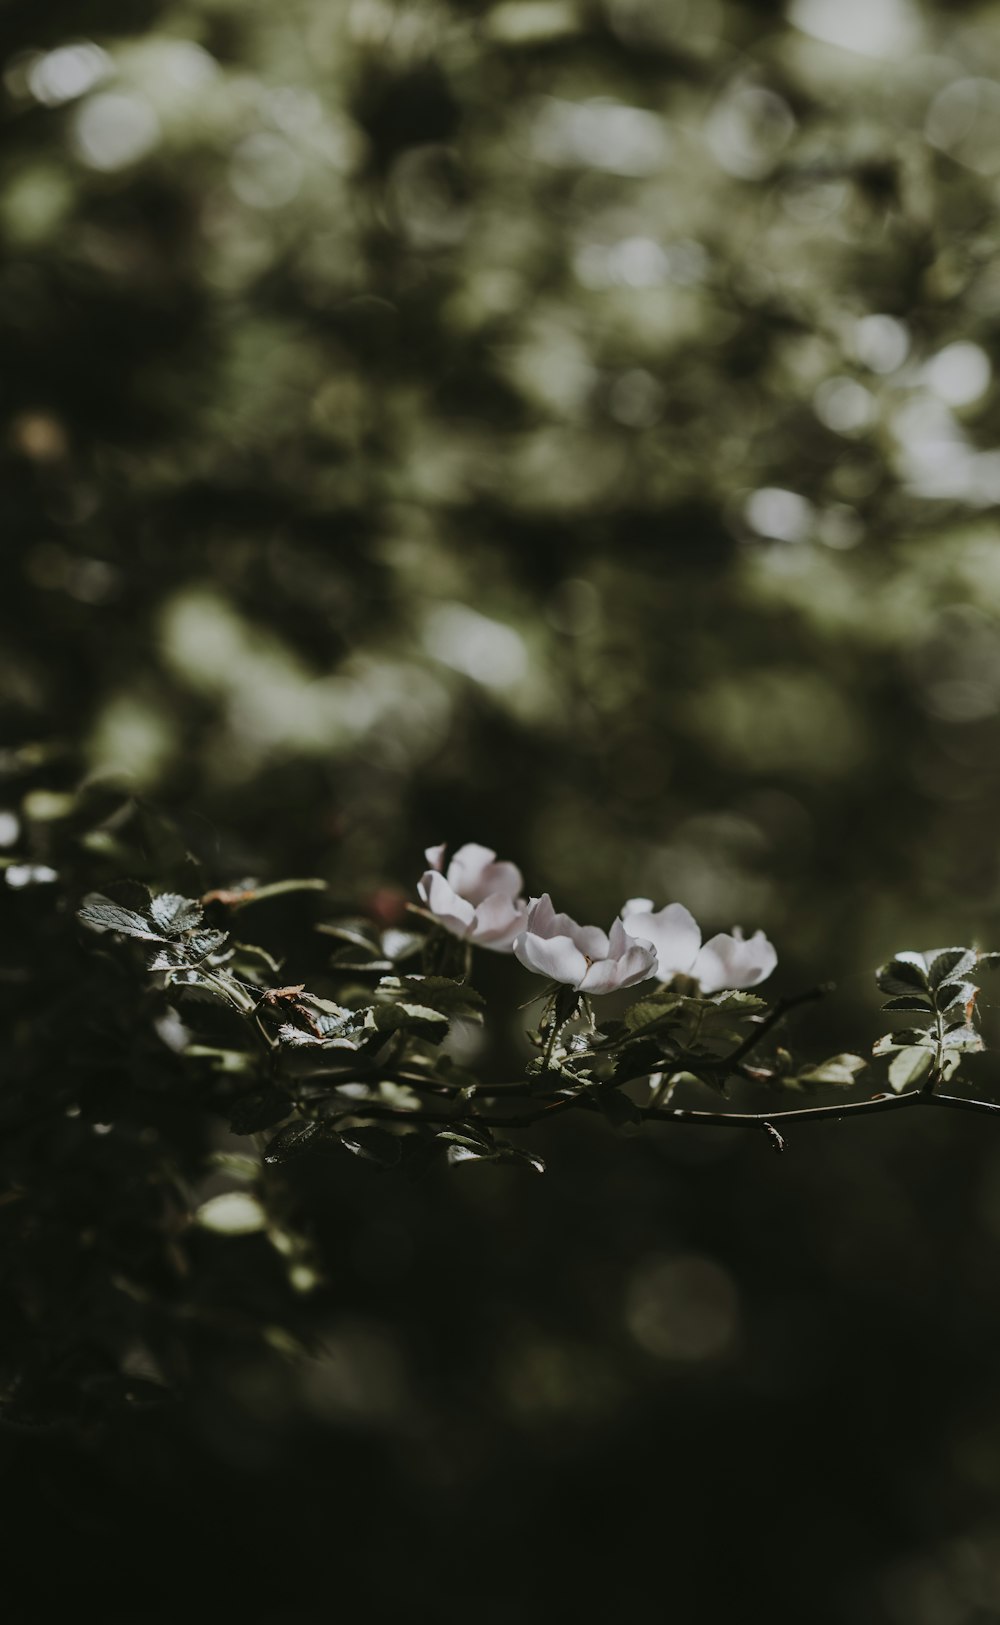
xmin=417 ymin=842 xmax=529 ymax=952
xmin=620 ymin=898 xmax=777 ymax=993
xmin=513 ymin=893 xmax=658 ymax=994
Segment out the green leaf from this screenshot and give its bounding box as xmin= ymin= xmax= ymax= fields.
xmin=369 ymin=1002 xmax=450 ymax=1039
xmin=623 ymin=995 xmax=683 ymax=1034
xmin=435 ymin=1122 xmax=498 ymax=1164
xmin=796 ymin=1053 xmax=868 ymax=1088
xmin=873 ymin=1027 xmax=933 ymax=1055
xmin=339 ymin=1127 xmax=404 ymax=1167
xmin=231 ymin=879 xmax=327 ymax=907
xmin=381 ymin=929 xmax=424 ymax=963
xmin=278 ymin=1025 xmax=359 ymax=1051
xmin=876 ymin=954 xmax=929 ymax=996
xmin=925 ymin=947 xmax=978 ymax=988
xmin=380 ymin=974 xmax=485 ymax=1020
xmin=707 ymin=990 xmax=768 ymax=1013
xmin=263 ymin=1120 xmax=324 ymax=1165
xmin=880 ymin=995 xmax=933 ymax=1012
xmin=942 ymin=1025 xmax=984 ymax=1054
xmin=612 ymin=1038 xmax=670 ymax=1082
xmin=888 ymin=1047 xmax=934 ymax=1091
xmin=77 ymin=893 xmax=165 ymax=941
xmin=149 ymin=892 xmax=204 ymax=936
xmin=148 ymin=928 xmax=230 ymax=970
xmin=316 ymin=920 xmax=382 ymax=952
xmin=276 ymin=1002 xmax=361 ymax=1048
xmin=936 ymin=980 xmax=978 ymax=1013
xmin=230 ymin=940 xmax=283 ymax=977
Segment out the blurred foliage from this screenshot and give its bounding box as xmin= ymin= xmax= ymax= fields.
xmin=7 ymin=0 xmax=1000 ymax=1620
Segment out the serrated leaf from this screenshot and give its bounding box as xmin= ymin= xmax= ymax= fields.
xmin=380 ymin=974 xmax=485 ymax=1020
xmin=148 ymin=929 xmax=230 ymax=970
xmin=277 ymin=1024 xmax=359 ymax=1050
xmin=880 ymin=995 xmax=933 ymax=1012
xmin=263 ymin=1120 xmax=324 ymax=1164
xmin=873 ymin=1027 xmax=933 ymax=1055
xmin=149 ymin=892 xmax=204 ymax=936
xmin=707 ymin=991 xmax=768 ymax=1013
xmin=369 ymin=1002 xmax=449 ymax=1038
xmin=888 ymin=1047 xmax=933 ymax=1091
xmin=942 ymin=1025 xmax=984 ymax=1053
xmin=229 ymin=1088 xmax=292 ymax=1134
xmin=876 ymin=955 xmax=929 ymax=996
xmin=925 ymin=947 xmax=978 ymax=988
xmin=796 ymin=1053 xmax=868 ymax=1088
xmin=936 ymin=980 xmax=978 ymax=1013
xmin=77 ymin=894 xmax=165 ymax=941
xmin=624 ymin=996 xmax=682 ymax=1034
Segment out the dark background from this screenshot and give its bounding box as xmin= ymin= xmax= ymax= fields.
xmin=5 ymin=0 xmax=1000 ymax=1619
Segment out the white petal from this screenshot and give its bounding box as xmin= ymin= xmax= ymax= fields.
xmin=449 ymin=844 xmax=523 ymax=905
xmin=577 ymin=956 xmax=622 ymax=994
xmin=693 ymin=929 xmax=777 ymax=994
xmin=621 ymin=901 xmax=701 ymax=981
xmin=579 ymin=939 xmax=657 ymax=994
xmin=525 ymin=893 xmax=609 ymax=958
xmin=418 ymin=870 xmax=476 ymax=938
xmin=615 ymin=940 xmax=660 ymax=989
xmin=574 ymin=922 xmax=611 ymax=959
xmin=475 ymin=860 xmax=524 ymax=901
xmin=513 ymin=929 xmax=589 ymax=987
xmin=525 ymin=892 xmax=559 ymax=936
xmin=424 ymin=844 xmax=447 ymax=871
xmin=445 ymin=843 xmax=498 ymax=903
xmin=469 ymin=893 xmax=530 ymax=952
xmin=606 ymin=917 xmax=633 ymax=957
xmin=621 ymin=897 xmax=655 ymax=918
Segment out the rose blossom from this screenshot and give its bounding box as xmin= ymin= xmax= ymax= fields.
xmin=513 ymin=893 xmax=657 ymax=994
xmin=620 ymin=899 xmax=777 ymax=993
xmin=417 ymin=843 xmax=529 ymax=952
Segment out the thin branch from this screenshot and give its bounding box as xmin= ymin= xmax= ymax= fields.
xmin=926 ymin=1092 xmax=1000 ymax=1117
xmin=643 ymin=1090 xmax=922 ymax=1127
xmin=725 ymin=983 xmax=833 ymax=1067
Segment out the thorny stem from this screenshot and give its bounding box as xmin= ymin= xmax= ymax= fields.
xmin=928 ymin=1006 xmax=948 ymax=1094
xmin=297 ymin=979 xmax=1000 ymax=1148
xmin=314 ymin=1081 xmax=1000 ymax=1142
xmin=724 ymin=983 xmax=832 ymax=1067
